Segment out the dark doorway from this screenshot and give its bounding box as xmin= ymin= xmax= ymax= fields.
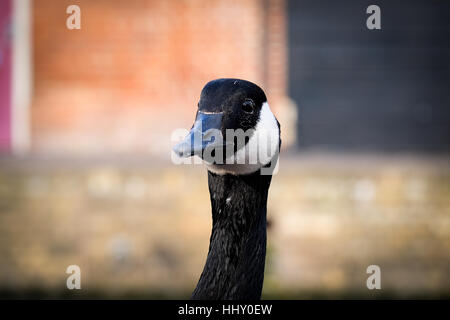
xmin=288 ymin=0 xmax=450 ymax=152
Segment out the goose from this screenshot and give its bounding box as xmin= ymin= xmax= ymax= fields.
xmin=173 ymin=78 xmax=281 ymax=300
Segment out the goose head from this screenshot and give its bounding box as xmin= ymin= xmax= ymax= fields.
xmin=173 ymin=78 xmax=280 ymax=175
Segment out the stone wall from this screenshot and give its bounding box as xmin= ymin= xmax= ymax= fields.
xmin=0 ymin=154 xmax=449 ymax=298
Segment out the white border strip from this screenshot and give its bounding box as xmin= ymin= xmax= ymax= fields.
xmin=11 ymin=0 xmax=32 ymax=154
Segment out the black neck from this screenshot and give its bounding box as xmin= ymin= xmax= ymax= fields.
xmin=191 ymin=170 xmax=272 ymax=300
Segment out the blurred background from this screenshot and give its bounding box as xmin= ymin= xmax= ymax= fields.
xmin=0 ymin=0 xmax=449 ymax=299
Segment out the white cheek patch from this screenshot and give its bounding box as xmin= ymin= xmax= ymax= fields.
xmin=251 ymin=101 xmax=280 ymax=164
xmin=206 ymin=102 xmax=280 ymax=175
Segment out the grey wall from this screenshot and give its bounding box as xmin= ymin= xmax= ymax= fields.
xmin=288 ymin=0 xmax=450 ymax=152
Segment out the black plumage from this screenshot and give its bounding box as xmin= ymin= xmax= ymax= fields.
xmin=191 ymin=169 xmax=272 ymax=300
xmin=173 ymin=78 xmax=280 ymax=300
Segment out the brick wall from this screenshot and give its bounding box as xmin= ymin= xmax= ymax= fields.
xmin=32 ymin=0 xmax=288 ymax=155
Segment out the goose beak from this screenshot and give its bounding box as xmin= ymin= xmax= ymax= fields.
xmin=173 ymin=112 xmax=224 ymax=158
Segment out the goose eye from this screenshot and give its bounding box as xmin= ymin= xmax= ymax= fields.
xmin=242 ymin=100 xmax=255 ymax=114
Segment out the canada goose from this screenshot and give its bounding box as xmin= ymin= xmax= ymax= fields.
xmin=173 ymin=78 xmax=281 ymax=300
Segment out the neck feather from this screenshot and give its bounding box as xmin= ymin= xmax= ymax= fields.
xmin=191 ymin=170 xmax=272 ymax=300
